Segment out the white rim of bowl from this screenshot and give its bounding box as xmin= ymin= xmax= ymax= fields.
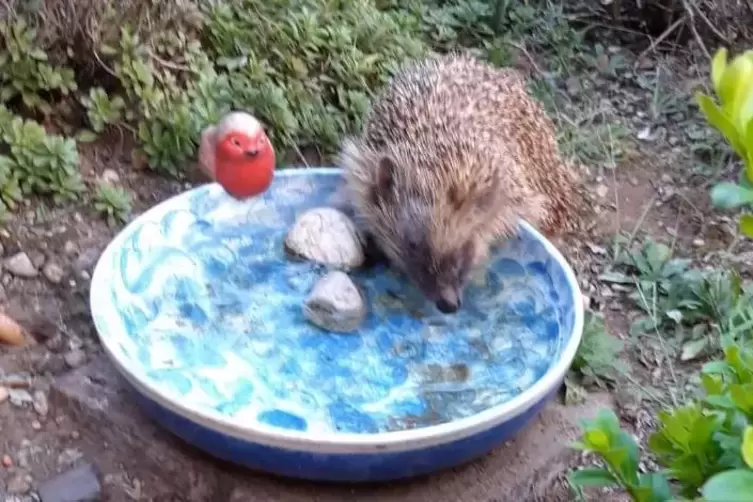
xmin=90 ymin=166 xmax=584 ymax=455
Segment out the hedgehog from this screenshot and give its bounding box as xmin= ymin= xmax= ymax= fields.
xmin=337 ymin=52 xmax=583 ymax=314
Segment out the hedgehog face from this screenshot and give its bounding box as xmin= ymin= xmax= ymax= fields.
xmin=369 ymin=155 xmax=476 ymax=314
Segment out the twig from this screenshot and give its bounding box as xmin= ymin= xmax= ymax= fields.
xmin=690 ymin=0 xmax=731 ymax=44
xmin=681 ymin=0 xmax=711 ymax=60
xmin=635 ymin=15 xmax=686 ymax=66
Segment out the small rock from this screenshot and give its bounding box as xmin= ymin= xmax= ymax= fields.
xmin=0 ymin=386 xmax=8 ymax=403
xmin=595 ymin=185 xmax=609 ymax=198
xmin=42 ymin=262 xmax=65 ymax=284
xmin=4 ymin=252 xmax=38 ymax=278
xmin=692 ymin=238 xmax=705 ymax=247
xmin=100 ymin=169 xmax=120 ymax=185
xmin=6 ymin=473 xmax=31 ymax=494
xmin=37 ymin=462 xmax=102 ymax=502
xmin=661 ymin=174 xmax=673 ymax=183
xmin=0 ymin=241 xmax=4 ymax=256
xmin=31 ymin=420 xmax=41 ymax=430
xmin=304 ymin=271 xmax=366 ymax=333
xmin=285 ymin=208 xmax=365 ymax=270
xmin=2 ymin=454 xmax=12 ymax=467
xmin=64 ymin=350 xmax=87 ymax=369
xmin=2 ymin=373 xmax=31 ymax=388
xmin=32 ymin=390 xmax=49 ymax=416
xmin=63 ymin=241 xmax=78 ymax=255
xmin=35 ymin=353 xmax=68 ymax=375
xmin=9 ymin=389 xmax=33 ymax=407
xmin=58 ymin=448 xmax=84 ymax=467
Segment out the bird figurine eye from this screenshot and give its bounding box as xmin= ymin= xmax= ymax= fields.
xmin=232 ymin=137 xmax=241 ymax=147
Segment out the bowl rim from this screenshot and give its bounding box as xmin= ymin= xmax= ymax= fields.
xmin=90 ymin=166 xmax=584 ymax=454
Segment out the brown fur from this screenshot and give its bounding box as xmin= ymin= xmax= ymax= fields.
xmin=338 ymin=52 xmax=583 ymax=312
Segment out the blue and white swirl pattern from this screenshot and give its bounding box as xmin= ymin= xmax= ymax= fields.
xmin=91 ymin=168 xmax=577 ymax=437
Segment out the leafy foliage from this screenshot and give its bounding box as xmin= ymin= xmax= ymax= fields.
xmin=569 ymin=343 xmax=753 ymax=501
xmin=0 ymin=19 xmax=77 ymax=113
xmin=204 ymin=0 xmax=427 ymax=156
xmin=566 ymin=312 xmax=629 ymax=403
xmin=697 ymin=48 xmax=753 ymax=239
xmin=599 ymin=238 xmax=752 ymax=348
xmin=94 ymin=182 xmax=133 ymax=226
xmin=0 ymin=105 xmax=84 ymax=211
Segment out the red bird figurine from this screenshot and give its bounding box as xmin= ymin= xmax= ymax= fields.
xmin=198 ymin=111 xmax=276 ymax=200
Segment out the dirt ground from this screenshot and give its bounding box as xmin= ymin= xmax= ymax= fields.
xmin=1 ymin=38 xmax=751 ymax=501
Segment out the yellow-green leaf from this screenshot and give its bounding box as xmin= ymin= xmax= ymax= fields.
xmin=584 ymin=429 xmax=610 ymax=450
xmin=740 ymin=214 xmax=753 ymax=238
xmin=743 ymin=426 xmax=753 ymax=468
xmin=697 ymin=93 xmax=746 ymax=160
xmin=722 ymin=55 xmax=753 ymax=119
xmin=711 ymin=47 xmax=728 ymax=94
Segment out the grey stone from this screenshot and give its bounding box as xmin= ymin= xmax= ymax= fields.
xmin=37 ymin=463 xmax=101 ymax=502
xmin=63 ymin=350 xmax=86 ymax=369
xmin=42 ymin=262 xmax=65 ymax=284
xmin=4 ymin=252 xmax=38 ymax=278
xmin=6 ymin=473 xmax=31 ymax=494
xmin=304 ymin=271 xmax=366 ymax=333
xmin=284 ymin=207 xmax=365 ymax=269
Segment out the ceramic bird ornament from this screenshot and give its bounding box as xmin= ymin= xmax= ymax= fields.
xmin=198 ymin=111 xmax=276 ymax=200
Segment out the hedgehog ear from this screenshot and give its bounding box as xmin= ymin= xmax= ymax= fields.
xmin=374 ymin=155 xmax=396 ymax=198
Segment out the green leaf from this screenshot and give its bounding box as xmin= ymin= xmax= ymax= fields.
xmin=743 ymin=426 xmax=753 ymax=468
xmin=710 ymin=182 xmax=753 ymax=209
xmin=75 ymin=130 xmax=98 ymax=143
xmin=567 ymin=467 xmax=618 ymax=488
xmin=740 ymin=214 xmax=753 ymax=238
xmin=711 ymin=48 xmax=728 ymax=94
xmin=697 ymin=93 xmax=746 ymax=159
xmin=701 ymin=469 xmax=753 ymax=501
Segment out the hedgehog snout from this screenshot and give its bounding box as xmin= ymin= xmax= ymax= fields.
xmin=436 ymin=286 xmax=461 ymax=314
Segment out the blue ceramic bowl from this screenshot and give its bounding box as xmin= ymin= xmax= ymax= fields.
xmin=89 ymin=167 xmax=584 ymax=483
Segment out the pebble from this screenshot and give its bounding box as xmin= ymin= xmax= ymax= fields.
xmin=42 ymin=262 xmax=65 ymax=284
xmin=32 ymin=390 xmax=49 ymax=416
xmin=100 ymin=169 xmax=120 ymax=185
xmin=595 ymin=184 xmax=609 ymax=198
xmin=304 ymin=271 xmax=366 ymax=333
xmin=0 ymin=241 xmax=4 ymax=256
xmin=63 ymin=241 xmax=78 ymax=255
xmin=2 ymin=454 xmax=12 ymax=467
xmin=4 ymin=252 xmax=39 ymax=278
xmin=0 ymin=386 xmax=8 ymax=403
xmin=37 ymin=463 xmax=102 ymax=502
xmin=692 ymin=238 xmax=705 ymax=247
xmin=6 ymin=473 xmax=31 ymax=494
xmin=9 ymin=389 xmax=33 ymax=407
xmin=2 ymin=373 xmax=31 ymax=388
xmin=31 ymin=420 xmax=41 ymax=430
xmin=64 ymin=349 xmax=87 ymax=369
xmin=284 ymin=208 xmax=365 ymax=270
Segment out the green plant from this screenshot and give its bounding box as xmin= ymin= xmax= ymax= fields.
xmin=205 ymin=0 xmax=427 ymax=156
xmin=81 ymin=87 xmax=126 ymax=134
xmin=0 ymin=105 xmax=84 ymax=204
xmin=94 ymin=182 xmax=132 ymax=226
xmin=0 ymin=19 xmax=77 ymax=113
xmin=567 ymin=312 xmax=628 ymax=397
xmin=598 ymin=239 xmax=750 ymax=345
xmin=696 ymin=48 xmax=753 ymax=238
xmin=569 ymin=343 xmax=753 ymax=501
